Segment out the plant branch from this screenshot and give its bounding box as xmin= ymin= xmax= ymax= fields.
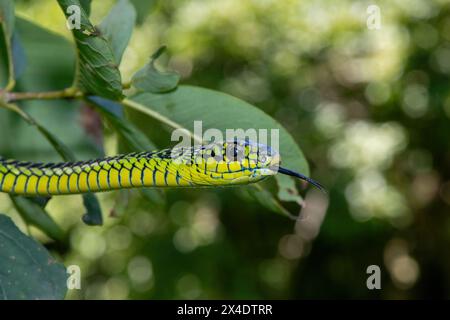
xmin=5 ymin=87 xmax=83 ymax=102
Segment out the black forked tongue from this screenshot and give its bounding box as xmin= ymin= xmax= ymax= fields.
xmin=278 ymin=167 xmax=327 ymax=193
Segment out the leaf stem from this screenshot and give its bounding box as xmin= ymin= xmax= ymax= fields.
xmin=121 ymin=98 xmax=203 ymax=143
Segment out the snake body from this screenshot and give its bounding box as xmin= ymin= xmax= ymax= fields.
xmin=0 ymin=141 xmax=281 ymax=196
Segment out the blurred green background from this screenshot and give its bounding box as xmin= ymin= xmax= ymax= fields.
xmin=1 ymin=0 xmax=450 ymax=299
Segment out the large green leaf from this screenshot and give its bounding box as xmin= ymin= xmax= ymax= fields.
xmin=57 ymin=0 xmax=123 ymax=100
xmin=0 ymin=214 xmax=67 ymax=300
xmin=129 ymin=86 xmax=309 ymax=176
xmin=98 ymin=0 xmax=136 ymax=65
xmin=125 ymin=85 xmax=310 ymax=215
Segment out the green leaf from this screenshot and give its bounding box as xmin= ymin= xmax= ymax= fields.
xmin=57 ymin=0 xmax=124 ymax=100
xmin=87 ymin=96 xmax=155 ymax=152
xmin=131 ymin=46 xmax=180 ymax=93
xmin=245 ymin=186 xmax=292 ymax=217
xmin=125 ymin=85 xmax=310 ymax=215
xmin=0 ymin=214 xmax=67 ymax=300
xmin=0 ymin=0 xmax=15 ymax=89
xmin=79 ymin=0 xmax=91 ymax=16
xmin=10 ymin=196 xmax=65 ymax=242
xmin=24 ymin=196 xmax=51 ymax=209
xmin=98 ymin=0 xmax=136 ymax=65
xmin=130 ymin=86 xmax=309 ymax=176
xmin=81 ymin=193 xmax=103 ymax=226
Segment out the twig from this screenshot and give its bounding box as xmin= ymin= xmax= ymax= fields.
xmin=5 ymin=87 xmax=83 ymax=102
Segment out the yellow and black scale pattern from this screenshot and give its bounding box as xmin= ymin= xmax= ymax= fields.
xmin=0 ymin=141 xmax=276 ymax=196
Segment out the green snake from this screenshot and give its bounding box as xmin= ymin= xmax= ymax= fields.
xmin=0 ymin=140 xmax=324 ymax=196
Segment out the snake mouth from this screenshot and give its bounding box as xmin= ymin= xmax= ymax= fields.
xmin=276 ymin=166 xmax=327 ymax=193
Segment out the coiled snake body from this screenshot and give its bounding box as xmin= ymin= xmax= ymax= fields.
xmin=0 ymin=140 xmax=324 ymax=196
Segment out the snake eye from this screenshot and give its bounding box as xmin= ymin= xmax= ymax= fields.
xmin=206 ymin=145 xmax=222 ymax=162
xmin=226 ymin=144 xmax=244 ymax=161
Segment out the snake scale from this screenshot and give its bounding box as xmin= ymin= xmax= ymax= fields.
xmin=0 ymin=140 xmax=324 ymax=196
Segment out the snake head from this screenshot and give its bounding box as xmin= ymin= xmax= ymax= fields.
xmin=182 ymin=140 xmax=279 ymax=185
xmin=181 ymin=139 xmax=325 ymax=192
xmin=223 ymin=139 xmax=281 ymax=183
xmin=242 ymin=140 xmax=326 ymax=193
